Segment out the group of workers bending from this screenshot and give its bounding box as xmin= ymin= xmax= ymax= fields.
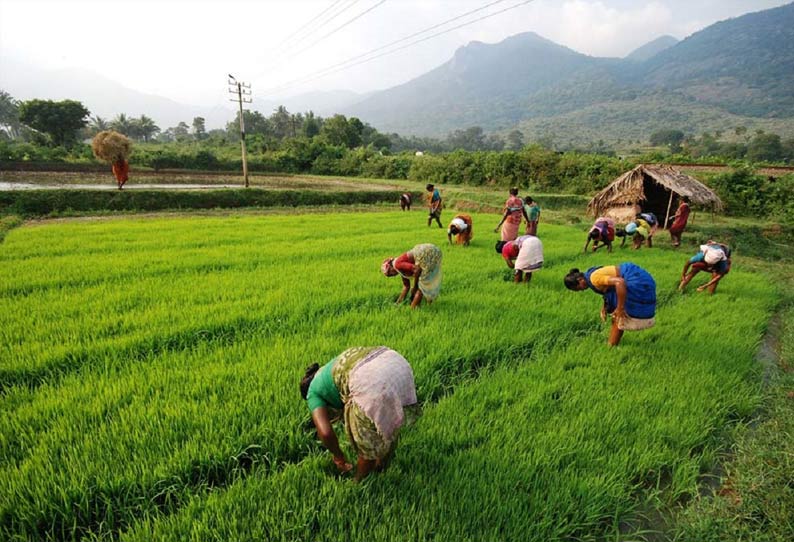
xmin=303 ymin=186 xmax=731 ymax=482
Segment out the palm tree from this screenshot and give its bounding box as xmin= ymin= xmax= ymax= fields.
xmin=135 ymin=115 xmax=159 ymax=142
xmin=87 ymin=115 xmax=108 ymax=135
xmin=110 ymin=113 xmax=132 ymax=136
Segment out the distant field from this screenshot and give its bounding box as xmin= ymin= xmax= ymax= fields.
xmin=0 ymin=211 xmax=778 ymax=541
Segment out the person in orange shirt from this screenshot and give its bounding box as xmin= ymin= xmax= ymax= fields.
xmin=112 ymin=158 xmax=129 ymax=190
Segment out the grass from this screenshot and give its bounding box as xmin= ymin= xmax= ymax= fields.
xmin=0 ymin=210 xmax=781 ymax=541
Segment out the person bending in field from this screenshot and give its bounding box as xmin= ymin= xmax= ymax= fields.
xmin=382 ymin=243 xmax=442 ymax=308
xmin=426 ymin=184 xmax=443 ymax=228
xmin=564 ymin=263 xmax=656 ymax=347
xmin=400 ymin=193 xmax=412 ymax=211
xmin=678 ymin=242 xmax=732 ymax=294
xmin=524 ymin=196 xmax=541 ymax=236
xmin=494 ymin=187 xmax=528 ymax=241
xmin=300 ymin=346 xmax=421 ymax=481
xmin=447 ymin=214 xmax=473 ymax=246
xmin=497 ymin=234 xmax=543 ymax=284
xmin=112 ymin=158 xmax=129 ymax=190
xmin=584 ymin=216 xmax=620 ymax=253
xmin=625 ymin=212 xmax=658 ymax=249
xmin=667 ymin=196 xmax=690 ymax=248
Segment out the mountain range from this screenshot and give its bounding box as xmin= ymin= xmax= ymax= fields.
xmin=2 ymin=2 xmax=793 ymax=145
xmin=342 ymin=2 xmax=794 ymax=143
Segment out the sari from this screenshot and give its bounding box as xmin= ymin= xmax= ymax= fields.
xmin=407 ymin=244 xmax=443 ymax=301
xmin=331 ymin=346 xmax=420 ymax=460
xmin=501 ymin=195 xmax=523 ymax=241
xmin=450 ymin=214 xmax=473 ymax=244
xmin=514 ymin=235 xmax=544 ymax=272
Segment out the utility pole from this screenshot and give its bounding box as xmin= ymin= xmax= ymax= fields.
xmin=228 ymin=74 xmax=252 ymax=187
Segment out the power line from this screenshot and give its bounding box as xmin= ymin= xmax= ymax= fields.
xmin=258 ymin=0 xmax=538 ymax=97
xmin=249 ymin=0 xmax=365 ymax=84
xmin=270 ymin=0 xmax=347 ymax=55
xmin=286 ymin=0 xmax=388 ymax=61
xmin=256 ymin=0 xmax=509 ymax=89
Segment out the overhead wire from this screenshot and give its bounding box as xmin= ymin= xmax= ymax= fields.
xmin=268 ymin=0 xmax=348 ymax=56
xmin=256 ymin=0 xmax=539 ymax=98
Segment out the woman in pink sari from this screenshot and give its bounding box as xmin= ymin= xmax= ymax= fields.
xmin=667 ymin=197 xmax=690 ymax=248
xmin=494 ymin=187 xmax=528 ymax=241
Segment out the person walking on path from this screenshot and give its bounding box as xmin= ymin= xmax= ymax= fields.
xmin=447 ymin=214 xmax=473 ymax=246
xmin=667 ymin=197 xmax=690 ymax=248
xmin=300 ymin=346 xmax=421 ymax=481
xmin=564 ymin=263 xmax=656 ymax=346
xmin=494 ymin=187 xmax=529 ymax=241
xmin=678 ymin=242 xmax=732 ymax=294
xmin=524 ymin=196 xmax=541 ymax=236
xmin=426 ymin=184 xmax=443 ymax=228
xmin=381 ymin=243 xmax=443 ymax=308
xmin=498 ymin=234 xmax=544 ymax=284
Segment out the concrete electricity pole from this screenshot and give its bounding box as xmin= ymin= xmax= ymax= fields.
xmin=228 ymin=74 xmax=252 ymax=187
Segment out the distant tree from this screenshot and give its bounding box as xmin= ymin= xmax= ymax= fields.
xmin=302 ymin=111 xmax=321 ymax=138
xmin=173 ymin=121 xmax=191 ymax=142
xmin=485 ymin=133 xmax=505 ymax=151
xmin=506 ymin=129 xmax=524 ymax=150
xmin=18 ymin=99 xmax=89 ymax=146
xmin=133 ymin=115 xmax=159 ymax=142
xmin=88 ymin=115 xmax=109 ymax=134
xmin=270 ymin=106 xmax=292 ymax=139
xmin=447 ymin=126 xmax=486 ymax=151
xmin=782 ymin=138 xmax=794 ymax=163
xmin=192 ymin=116 xmax=207 ymax=140
xmin=649 ymin=128 xmax=685 ymax=149
xmin=110 ymin=113 xmax=132 ymax=135
xmin=747 ymin=132 xmax=783 ymax=162
xmin=361 ymin=124 xmax=391 ymax=150
xmin=0 ymin=90 xmax=21 ymax=139
xmin=320 ymin=114 xmax=362 ymax=148
xmin=226 ymin=110 xmax=271 ymax=140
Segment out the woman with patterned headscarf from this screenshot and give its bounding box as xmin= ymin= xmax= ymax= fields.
xmin=300 ymin=346 xmax=421 ymax=481
xmin=381 ymin=243 xmax=442 ymax=308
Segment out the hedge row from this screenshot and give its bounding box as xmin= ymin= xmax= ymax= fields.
xmin=0 ymin=189 xmax=413 ymax=217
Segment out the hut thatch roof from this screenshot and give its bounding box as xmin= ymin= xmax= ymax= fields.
xmin=587 ymin=164 xmax=723 ymax=218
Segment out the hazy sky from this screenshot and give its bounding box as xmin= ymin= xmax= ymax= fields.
xmin=1 ymin=0 xmax=789 ymax=109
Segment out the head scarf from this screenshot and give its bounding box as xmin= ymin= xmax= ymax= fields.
xmin=625 ymin=222 xmax=638 ymax=234
xmin=381 ymin=257 xmax=395 ymax=276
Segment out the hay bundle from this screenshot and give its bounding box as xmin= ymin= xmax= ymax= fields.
xmin=92 ymin=130 xmax=132 ymax=163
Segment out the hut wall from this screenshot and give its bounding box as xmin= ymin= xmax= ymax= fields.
xmin=604 ymin=203 xmax=641 ymax=223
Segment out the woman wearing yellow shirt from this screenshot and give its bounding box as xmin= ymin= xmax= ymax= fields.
xmin=564 ymin=263 xmax=656 ymax=346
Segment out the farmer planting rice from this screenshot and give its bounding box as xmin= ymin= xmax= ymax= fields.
xmin=426 ymin=184 xmax=443 ymax=228
xmin=625 ymin=212 xmax=658 ymax=249
xmin=667 ymin=196 xmax=691 ymax=248
xmin=447 ymin=214 xmax=473 ymax=246
xmin=564 ymin=263 xmax=656 ymax=346
xmin=524 ymin=196 xmax=541 ymax=235
xmin=678 ymin=242 xmax=732 ymax=294
xmin=584 ymin=216 xmax=622 ymax=253
xmin=399 ymin=193 xmax=412 ymax=211
xmin=494 ymin=187 xmax=528 ymax=241
xmin=91 ymin=130 xmax=132 ymax=190
xmin=497 ymin=234 xmax=543 ymax=284
xmin=300 ymin=346 xmax=421 ymax=481
xmin=382 ymin=243 xmax=442 ymax=308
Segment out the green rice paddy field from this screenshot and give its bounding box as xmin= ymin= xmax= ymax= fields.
xmin=0 ymin=211 xmax=780 ymax=541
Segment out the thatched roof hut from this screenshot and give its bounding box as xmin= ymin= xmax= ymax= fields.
xmin=587 ymin=164 xmax=723 ymax=224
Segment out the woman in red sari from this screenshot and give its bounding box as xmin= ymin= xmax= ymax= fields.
xmin=494 ymin=187 xmax=528 ymax=241
xmin=112 ymin=158 xmax=129 ymax=190
xmin=667 ymin=197 xmax=690 ymax=247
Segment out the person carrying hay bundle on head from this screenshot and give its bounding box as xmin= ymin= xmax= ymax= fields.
xmin=447 ymin=214 xmax=473 ymax=246
xmin=91 ymin=130 xmax=132 ymax=190
xmin=381 ymin=243 xmax=442 ymax=308
xmin=564 ymin=263 xmax=656 ymax=347
xmin=300 ymin=346 xmax=421 ymax=481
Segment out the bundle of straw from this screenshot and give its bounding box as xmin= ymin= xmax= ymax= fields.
xmin=91 ymin=130 xmax=132 ymax=163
